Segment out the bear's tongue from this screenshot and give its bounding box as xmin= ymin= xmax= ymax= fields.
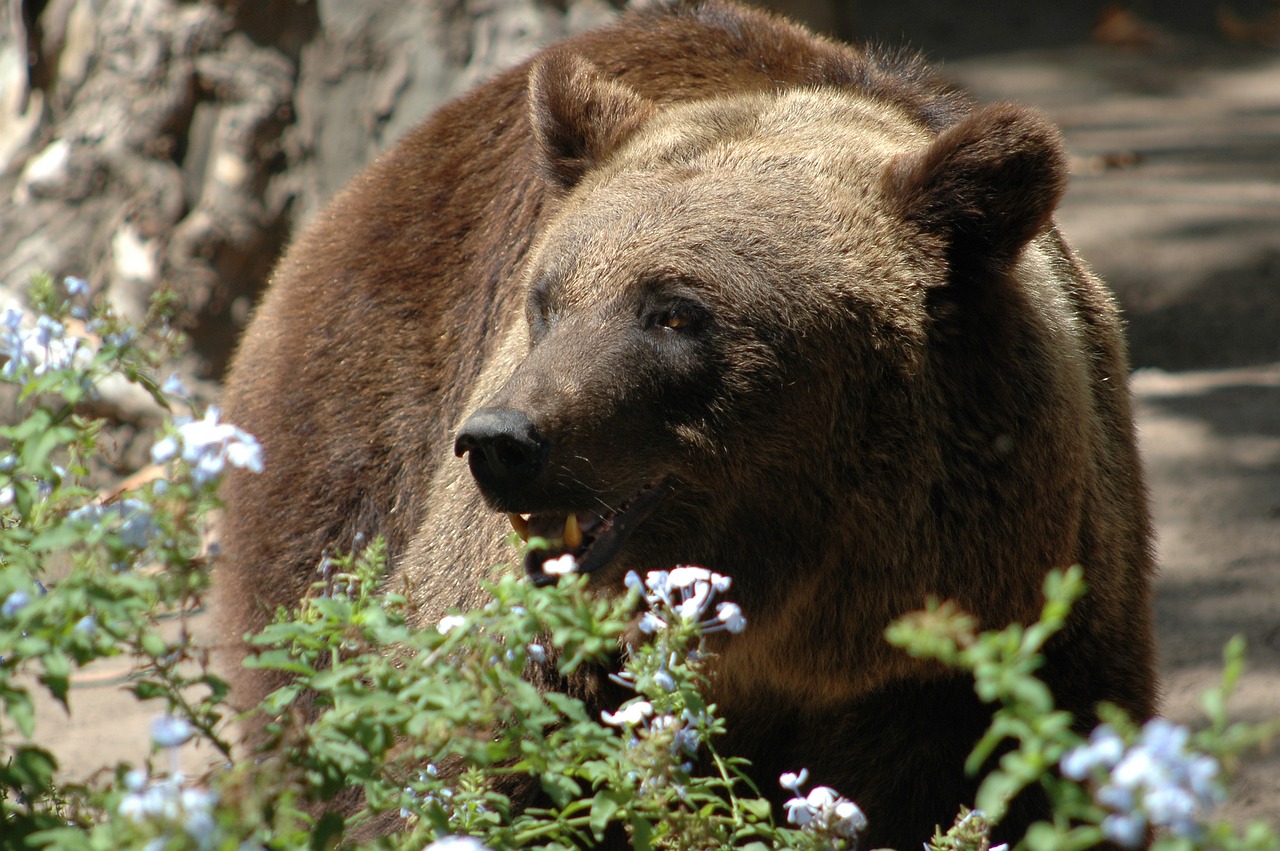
xmin=508 ymin=478 xmax=675 ymax=585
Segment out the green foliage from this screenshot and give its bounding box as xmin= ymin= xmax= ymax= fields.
xmin=1 ymin=275 xmax=1276 ymax=851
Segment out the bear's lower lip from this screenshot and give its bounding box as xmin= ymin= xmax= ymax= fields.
xmin=517 ymin=477 xmax=676 ymax=586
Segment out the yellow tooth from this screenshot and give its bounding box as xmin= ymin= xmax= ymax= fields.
xmin=508 ymin=513 xmax=529 ymax=541
xmin=563 ymin=513 xmax=582 ymax=549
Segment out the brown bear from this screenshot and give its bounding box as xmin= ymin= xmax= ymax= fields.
xmin=218 ymin=1 xmax=1157 ymax=846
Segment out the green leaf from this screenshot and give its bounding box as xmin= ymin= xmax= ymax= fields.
xmin=7 ymin=745 xmax=58 ymax=792
xmin=139 ymin=632 xmax=168 ymax=658
xmin=540 ymin=771 xmax=582 ymax=809
xmin=737 ymin=797 xmax=773 ymax=822
xmin=309 ymin=810 xmax=345 ymax=851
xmin=629 ymin=813 xmax=654 ymax=851
xmin=974 ymin=769 xmax=1020 ymax=822
xmin=589 ymin=789 xmax=627 ymax=839
xmin=40 ymin=649 xmax=71 ymax=708
xmin=5 ymin=689 xmax=36 ymax=737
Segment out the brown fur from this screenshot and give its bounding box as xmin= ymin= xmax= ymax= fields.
xmin=219 ymin=2 xmax=1157 ymax=846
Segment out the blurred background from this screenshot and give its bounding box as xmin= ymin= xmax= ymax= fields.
xmin=2 ymin=0 xmax=1277 ymax=830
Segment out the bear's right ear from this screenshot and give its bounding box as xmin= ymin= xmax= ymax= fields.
xmin=527 ymin=51 xmax=655 ymax=191
xmin=883 ymin=103 xmax=1068 ymax=275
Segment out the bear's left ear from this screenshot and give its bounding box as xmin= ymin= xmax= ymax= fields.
xmin=527 ymin=50 xmax=655 ymax=191
xmin=883 ymin=103 xmax=1068 ymax=273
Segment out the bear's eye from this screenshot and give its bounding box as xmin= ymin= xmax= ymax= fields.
xmin=651 ymin=304 xmax=704 ymax=334
xmin=659 ymin=308 xmax=691 ymax=330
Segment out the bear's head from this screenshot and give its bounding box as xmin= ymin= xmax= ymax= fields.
xmin=454 ymin=51 xmax=1075 ymax=697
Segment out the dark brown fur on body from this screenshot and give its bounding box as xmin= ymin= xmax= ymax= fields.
xmin=219 ymin=2 xmax=1157 ymax=847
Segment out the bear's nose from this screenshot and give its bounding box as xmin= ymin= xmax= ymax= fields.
xmin=454 ymin=406 xmax=548 ymax=498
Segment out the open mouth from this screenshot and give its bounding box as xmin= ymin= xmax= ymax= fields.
xmin=511 ymin=477 xmax=675 ymax=586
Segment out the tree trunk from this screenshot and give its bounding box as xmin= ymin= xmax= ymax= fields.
xmin=0 ymin=0 xmax=621 ymax=394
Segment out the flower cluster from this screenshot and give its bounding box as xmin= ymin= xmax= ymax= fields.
xmin=117 ymin=770 xmax=219 ymax=849
xmin=624 ymin=566 xmax=746 ymax=636
xmin=68 ymin=497 xmax=158 ymax=551
xmin=1 ymin=305 xmax=85 ymax=382
xmin=117 ymin=715 xmax=218 ymax=848
xmin=780 ymin=769 xmax=867 ymax=845
xmin=1061 ymin=718 xmax=1225 ymax=846
xmin=151 ymin=406 xmax=264 ymax=485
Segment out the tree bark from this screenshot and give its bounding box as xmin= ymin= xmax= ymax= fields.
xmin=0 ymin=0 xmax=621 ymax=396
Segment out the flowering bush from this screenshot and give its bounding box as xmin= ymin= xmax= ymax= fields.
xmin=0 ymin=274 xmax=1276 ymax=851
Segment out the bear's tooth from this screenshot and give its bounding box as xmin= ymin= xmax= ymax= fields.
xmin=508 ymin=513 xmax=529 ymax=541
xmin=563 ymin=512 xmax=583 ymax=549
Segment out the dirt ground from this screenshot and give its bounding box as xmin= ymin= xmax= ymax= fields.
xmin=32 ymin=28 xmax=1280 ymax=835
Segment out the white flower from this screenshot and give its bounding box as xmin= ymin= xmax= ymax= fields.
xmin=542 ymin=553 xmax=577 ymax=576
xmin=675 ymin=580 xmax=714 ymax=622
xmin=601 ymin=700 xmax=653 ymax=727
xmin=784 ymin=795 xmax=816 ymax=827
xmin=831 ymin=799 xmax=868 ymax=838
xmin=437 ymin=615 xmax=466 ymax=634
xmin=667 ymin=566 xmax=713 ymax=588
xmin=779 ymin=769 xmax=810 ymax=793
xmin=805 ymin=786 xmax=840 ymax=810
xmin=151 ymin=715 xmax=195 ymax=748
xmin=423 ymin=837 xmax=493 ymax=851
xmin=715 ymin=602 xmax=746 ymax=633
xmin=150 ymin=435 xmax=179 ymax=464
xmin=155 ymin=407 xmax=264 ymax=484
xmin=637 ymin=611 xmax=666 ymax=634
xmin=780 ymin=772 xmax=867 ymax=840
xmin=526 ymin=642 xmax=547 ymax=663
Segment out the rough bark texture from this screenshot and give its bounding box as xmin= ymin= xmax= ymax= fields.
xmin=0 ymin=0 xmax=621 ymax=393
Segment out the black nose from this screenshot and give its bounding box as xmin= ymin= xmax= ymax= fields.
xmin=454 ymin=406 xmax=547 ymax=498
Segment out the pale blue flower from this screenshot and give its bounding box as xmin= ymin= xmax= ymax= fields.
xmin=2 ymin=590 xmax=30 ymax=617
xmin=151 ymin=714 xmax=195 ymax=748
xmin=1102 ymin=812 xmax=1146 ymax=848
xmin=73 ymin=615 xmax=97 ymax=635
xmin=161 ymin=372 xmax=188 ymax=398
xmin=116 ymin=498 xmax=157 ymax=550
xmin=1061 ymin=723 xmax=1126 ymax=779
xmin=63 ymin=276 xmax=89 ymax=297
xmin=526 ymin=642 xmax=546 ymax=663
xmin=124 ymin=768 xmax=148 ymax=791
xmin=1066 ymin=718 xmax=1224 ymax=847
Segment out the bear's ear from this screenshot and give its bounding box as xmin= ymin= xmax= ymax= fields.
xmin=527 ymin=50 xmax=655 ymax=191
xmin=883 ymin=103 xmax=1068 ymax=273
